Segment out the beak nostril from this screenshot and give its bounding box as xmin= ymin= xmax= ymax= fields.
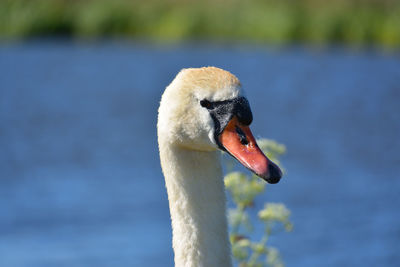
xmin=235 ymin=126 xmax=249 ymax=145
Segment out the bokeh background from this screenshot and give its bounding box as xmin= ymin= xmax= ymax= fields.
xmin=1 ymin=0 xmax=399 ymax=266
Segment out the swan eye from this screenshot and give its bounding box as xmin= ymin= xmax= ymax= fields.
xmin=200 ymin=99 xmax=213 ymax=109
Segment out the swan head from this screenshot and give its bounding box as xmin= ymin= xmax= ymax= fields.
xmin=158 ymin=67 xmax=282 ymax=184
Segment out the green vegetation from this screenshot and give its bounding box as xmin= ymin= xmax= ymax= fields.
xmin=224 ymin=139 xmax=292 ymax=267
xmin=1 ymin=0 xmax=400 ymax=49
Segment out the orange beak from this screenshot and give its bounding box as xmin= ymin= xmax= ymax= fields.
xmin=219 ymin=117 xmax=282 ymax=183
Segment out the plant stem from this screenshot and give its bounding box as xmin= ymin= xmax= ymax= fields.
xmin=248 ymin=226 xmax=270 ymax=266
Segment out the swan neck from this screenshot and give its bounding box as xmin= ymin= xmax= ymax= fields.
xmin=160 ymin=144 xmax=232 ymax=267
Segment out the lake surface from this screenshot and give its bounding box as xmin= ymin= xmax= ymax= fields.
xmin=0 ymin=41 xmax=399 ymax=267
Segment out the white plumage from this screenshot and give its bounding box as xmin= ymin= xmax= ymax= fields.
xmin=157 ymin=67 xmax=281 ymax=267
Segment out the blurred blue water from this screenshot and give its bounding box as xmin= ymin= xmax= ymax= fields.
xmin=0 ymin=41 xmax=399 ymax=267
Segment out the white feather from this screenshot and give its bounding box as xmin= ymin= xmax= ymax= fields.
xmin=158 ymin=67 xmax=244 ymax=267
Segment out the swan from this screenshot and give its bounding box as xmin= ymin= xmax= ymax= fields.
xmin=157 ymin=67 xmax=282 ymax=267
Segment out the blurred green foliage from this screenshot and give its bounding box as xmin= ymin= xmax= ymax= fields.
xmin=0 ymin=0 xmax=399 ymax=49
xmin=224 ymin=139 xmax=292 ymax=267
